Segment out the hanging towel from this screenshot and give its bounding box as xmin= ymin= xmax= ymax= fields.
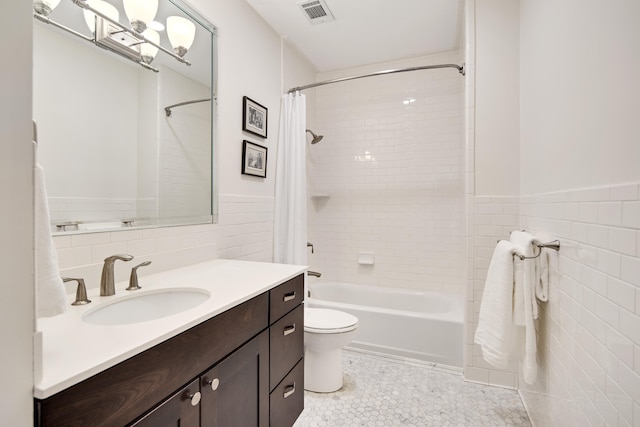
xmin=509 ymin=230 xmax=538 ymax=384
xmin=512 ymin=256 xmax=525 ymax=326
xmin=536 ymin=250 xmax=549 ymax=302
xmin=474 ymin=240 xmax=516 ymax=369
xmin=35 ymin=164 xmax=68 ymax=317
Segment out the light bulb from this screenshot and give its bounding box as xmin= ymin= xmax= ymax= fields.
xmin=140 ymin=29 xmax=160 ymax=64
xmin=33 ymin=0 xmax=61 ymax=16
xmin=83 ymin=0 xmax=120 ymax=33
xmin=166 ymin=16 xmax=195 ymax=57
xmin=123 ymin=0 xmax=158 ymax=33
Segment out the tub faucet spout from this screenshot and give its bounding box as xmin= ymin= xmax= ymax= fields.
xmin=307 ymin=270 xmax=321 ymax=278
xmin=100 ymin=254 xmax=134 ymax=296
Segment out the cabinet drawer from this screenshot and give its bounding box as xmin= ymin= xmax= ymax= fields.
xmin=269 ymin=304 xmax=304 ymax=391
xmin=270 ymin=359 xmax=304 ymax=427
xmin=269 ymin=274 xmax=304 ymax=324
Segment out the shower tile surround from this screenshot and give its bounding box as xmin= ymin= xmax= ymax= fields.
xmin=308 ymin=51 xmax=466 ymax=293
xmin=466 ymin=184 xmax=640 ymax=426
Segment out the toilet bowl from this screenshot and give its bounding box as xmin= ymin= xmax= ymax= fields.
xmin=304 ymin=307 xmax=358 ymax=393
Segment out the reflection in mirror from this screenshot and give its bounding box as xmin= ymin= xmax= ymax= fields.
xmin=32 ymin=0 xmax=217 ymax=234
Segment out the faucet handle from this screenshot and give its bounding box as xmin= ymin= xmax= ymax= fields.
xmin=62 ymin=277 xmax=91 ymax=306
xmin=127 ymin=261 xmax=152 ymax=291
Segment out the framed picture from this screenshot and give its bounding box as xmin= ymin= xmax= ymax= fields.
xmin=242 ymin=96 xmax=268 ymax=138
xmin=242 ymin=140 xmax=268 ymax=178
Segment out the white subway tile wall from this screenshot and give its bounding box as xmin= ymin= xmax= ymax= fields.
xmin=516 ymin=183 xmax=640 ymax=427
xmin=465 ymin=196 xmax=521 ymax=389
xmin=218 ymin=194 xmax=274 ymax=262
xmin=53 ymin=194 xmax=273 ymax=291
xmin=466 ymin=184 xmax=640 ymax=425
xmin=308 ymin=52 xmax=466 ymax=293
xmin=48 ymin=197 xmax=137 ymax=223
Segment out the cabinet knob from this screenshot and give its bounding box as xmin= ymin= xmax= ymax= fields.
xmin=283 ymin=324 xmax=296 ymax=336
xmin=185 ymin=391 xmax=201 ymax=406
xmin=204 ymin=377 xmax=220 ymax=391
xmin=283 ymin=383 xmax=296 ymax=399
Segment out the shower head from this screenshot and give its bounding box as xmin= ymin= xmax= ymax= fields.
xmin=306 ymin=129 xmax=324 ymax=144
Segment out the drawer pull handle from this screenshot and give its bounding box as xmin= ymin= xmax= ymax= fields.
xmin=205 ymin=377 xmax=220 ymax=391
xmin=283 ymin=383 xmax=296 ymax=399
xmin=283 ymin=292 xmax=296 ymax=302
xmin=283 ymin=324 xmax=296 ymax=336
xmin=185 ymin=391 xmax=201 ymax=406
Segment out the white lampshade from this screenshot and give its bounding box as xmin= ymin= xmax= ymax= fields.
xmin=83 ymin=0 xmax=120 ymax=33
xmin=123 ymin=0 xmax=158 ymax=32
xmin=166 ymin=16 xmax=196 ymax=57
xmin=140 ymin=29 xmax=160 ymax=64
xmin=33 ymin=0 xmax=61 ymax=16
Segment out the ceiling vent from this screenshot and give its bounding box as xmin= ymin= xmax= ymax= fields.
xmin=297 ymin=0 xmax=335 ymax=25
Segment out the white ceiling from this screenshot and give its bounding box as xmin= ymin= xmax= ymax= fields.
xmin=246 ymin=0 xmax=464 ymax=72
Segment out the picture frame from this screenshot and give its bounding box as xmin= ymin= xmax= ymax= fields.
xmin=242 ymin=140 xmax=268 ymax=178
xmin=242 ymin=96 xmax=268 ymax=138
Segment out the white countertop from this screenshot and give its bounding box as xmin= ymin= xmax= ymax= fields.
xmin=34 ymin=259 xmax=306 ymax=399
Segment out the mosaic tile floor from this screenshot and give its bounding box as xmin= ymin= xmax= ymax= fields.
xmin=294 ymin=350 xmax=531 ymax=427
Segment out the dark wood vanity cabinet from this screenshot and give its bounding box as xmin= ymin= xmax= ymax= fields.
xmin=268 ymin=273 xmax=304 ymax=427
xmin=34 ymin=274 xmax=305 ymax=427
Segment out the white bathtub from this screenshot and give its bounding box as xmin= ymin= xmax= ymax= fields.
xmin=307 ymin=281 xmax=463 ymax=367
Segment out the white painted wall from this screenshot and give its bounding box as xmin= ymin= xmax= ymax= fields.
xmin=469 ymin=2 xmax=640 ymax=426
xmin=0 ymin=0 xmax=34 ymax=425
xmin=517 ymin=0 xmax=640 ymax=425
xmin=189 ymin=0 xmax=283 ymax=198
xmin=474 ymin=0 xmax=520 ymax=196
xmin=520 ymin=0 xmax=640 ymax=194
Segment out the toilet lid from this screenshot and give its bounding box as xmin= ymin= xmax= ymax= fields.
xmin=305 ymin=308 xmax=358 ymax=334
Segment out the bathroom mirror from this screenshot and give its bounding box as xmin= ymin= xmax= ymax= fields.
xmin=33 ymin=0 xmax=217 ymax=234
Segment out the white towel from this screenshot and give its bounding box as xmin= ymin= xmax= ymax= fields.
xmin=474 ymin=240 xmax=516 ymax=369
xmin=35 ymin=164 xmax=68 ymax=317
xmin=509 ymin=230 xmax=537 ymax=384
xmin=512 ymin=257 xmax=525 ymax=326
xmin=536 ymin=250 xmax=549 ymax=302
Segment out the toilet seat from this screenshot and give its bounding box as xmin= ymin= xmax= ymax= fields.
xmin=305 ymin=308 xmax=358 ymax=334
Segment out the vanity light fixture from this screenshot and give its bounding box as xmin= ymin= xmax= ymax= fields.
xmin=140 ymin=28 xmax=159 ymax=64
xmin=83 ymin=0 xmax=119 ymax=33
xmin=33 ymin=0 xmax=61 ymax=16
xmin=33 ymin=0 xmax=195 ymax=73
xmin=166 ymin=16 xmax=196 ymax=57
xmin=122 ymin=0 xmax=158 ymax=33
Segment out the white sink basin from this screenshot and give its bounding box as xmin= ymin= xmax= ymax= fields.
xmin=83 ymin=288 xmax=211 ymax=325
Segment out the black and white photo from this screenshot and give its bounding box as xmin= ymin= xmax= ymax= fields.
xmin=242 ymin=96 xmax=268 ymax=138
xmin=242 ymin=140 xmax=268 ymax=178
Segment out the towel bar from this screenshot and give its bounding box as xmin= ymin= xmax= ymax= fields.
xmin=496 ymin=236 xmax=561 ymax=261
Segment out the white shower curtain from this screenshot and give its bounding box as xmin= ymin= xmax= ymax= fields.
xmin=274 ymin=92 xmax=307 ymax=265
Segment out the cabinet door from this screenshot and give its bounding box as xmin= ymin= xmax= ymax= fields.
xmin=130 ymin=379 xmax=200 ymax=427
xmin=200 ymin=330 xmax=269 ymax=427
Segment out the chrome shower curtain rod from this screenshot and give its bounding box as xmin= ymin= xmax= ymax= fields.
xmin=287 ymin=63 xmax=465 ymax=94
xmin=164 ymin=98 xmax=212 ymax=117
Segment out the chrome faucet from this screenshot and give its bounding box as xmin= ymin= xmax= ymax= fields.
xmin=100 ymin=254 xmax=134 ymax=296
xmin=307 ymin=270 xmax=321 ymax=278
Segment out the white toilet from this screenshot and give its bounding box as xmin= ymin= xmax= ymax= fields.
xmin=304 ymin=307 xmax=358 ymax=393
